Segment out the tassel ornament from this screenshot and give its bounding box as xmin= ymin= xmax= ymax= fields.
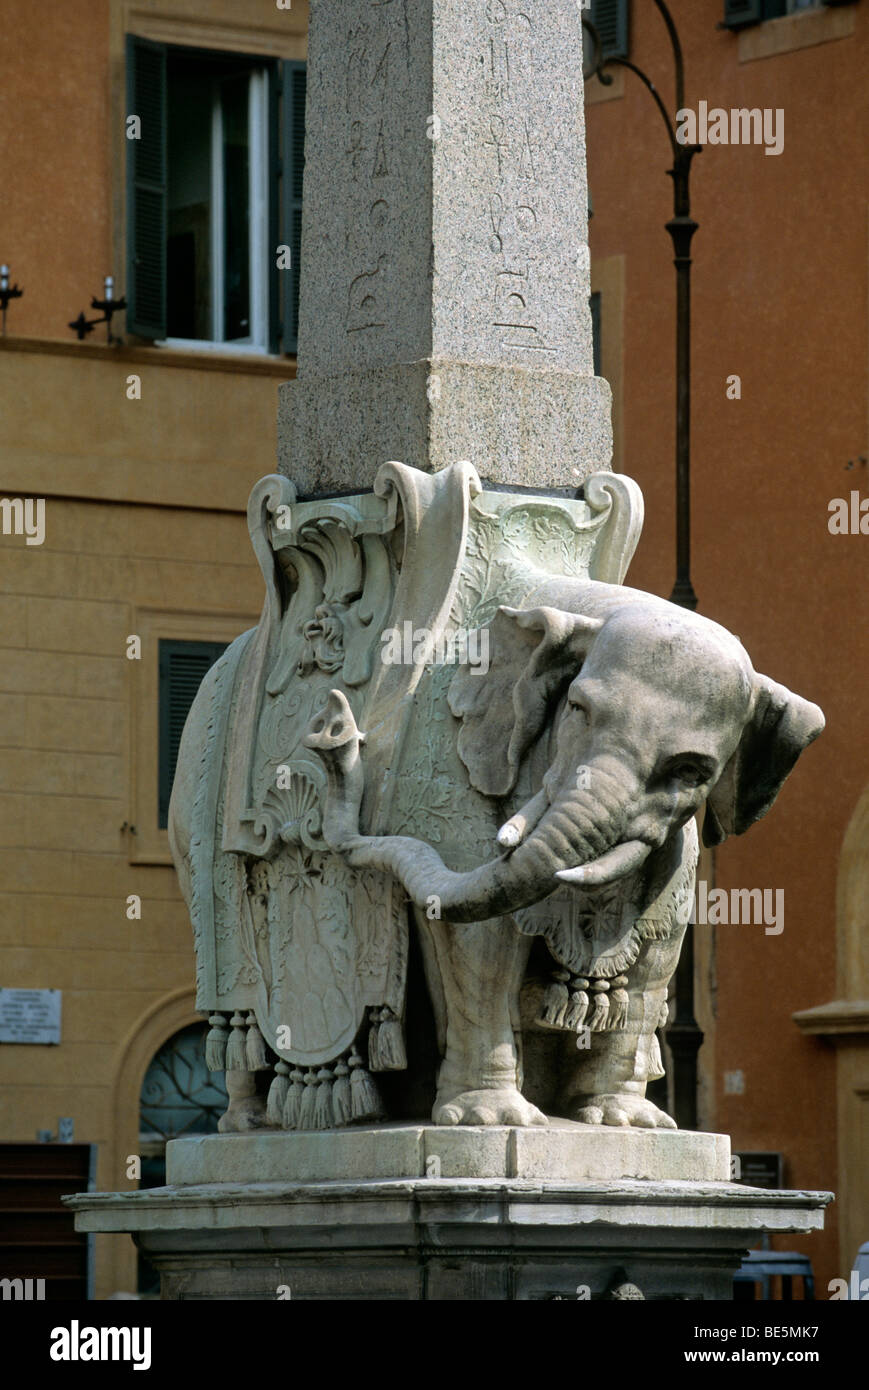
xmin=313 ymin=1067 xmax=334 ymax=1130
xmin=607 ymin=976 xmax=629 ymax=1031
xmin=537 ymin=970 xmax=571 ymax=1030
xmin=283 ymin=1068 xmax=305 ymax=1129
xmin=298 ymin=1069 xmax=319 ymax=1129
xmin=564 ymin=978 xmax=590 ymax=1032
xmin=267 ymin=1061 xmax=290 ymax=1126
xmin=205 ymin=1013 xmax=229 ymax=1072
xmin=225 ymin=1012 xmax=248 ymax=1070
xmin=245 ymin=1011 xmax=271 ymax=1070
xmin=647 ymin=1032 xmax=664 ymax=1080
xmin=375 ymin=1008 xmax=407 ymax=1070
xmin=332 ymin=1059 xmax=352 ymax=1126
xmin=588 ymin=982 xmax=610 ymax=1031
xmin=349 ymin=1050 xmax=384 ymax=1122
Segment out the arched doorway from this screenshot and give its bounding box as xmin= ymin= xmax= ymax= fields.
xmin=137 ymin=1022 xmax=227 ymax=1293
xmin=795 ymin=782 xmax=869 ymax=1273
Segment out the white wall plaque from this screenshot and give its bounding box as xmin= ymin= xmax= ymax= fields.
xmin=0 ymin=988 xmax=62 ymax=1044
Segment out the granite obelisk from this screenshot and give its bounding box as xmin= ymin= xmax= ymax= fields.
xmin=279 ymin=0 xmax=612 ymax=493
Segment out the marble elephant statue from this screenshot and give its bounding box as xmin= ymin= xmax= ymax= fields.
xmin=168 ymin=463 xmax=823 ymax=1133
xmin=304 ymin=575 xmax=824 ymax=1128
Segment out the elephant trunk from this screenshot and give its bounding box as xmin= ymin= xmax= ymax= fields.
xmin=306 ymin=693 xmax=642 ymax=922
xmin=346 ymin=772 xmax=633 ymax=922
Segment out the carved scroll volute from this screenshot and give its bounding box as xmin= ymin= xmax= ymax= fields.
xmin=266 ymin=549 xmax=323 ymax=696
xmin=585 ymin=472 xmax=644 ymax=586
xmin=342 ymin=533 xmax=393 ymax=687
xmin=246 ymin=473 xmax=298 ymax=635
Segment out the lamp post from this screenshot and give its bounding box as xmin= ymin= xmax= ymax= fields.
xmin=583 ymin=1 xmax=703 ymax=1129
xmin=68 ymin=275 xmax=127 ymax=343
xmin=0 ymin=264 xmax=24 ymax=336
xmin=584 ymin=0 xmax=701 ymax=612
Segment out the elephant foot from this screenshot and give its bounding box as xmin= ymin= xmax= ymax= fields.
xmin=217 ymin=1101 xmax=271 ymax=1133
xmin=572 ymin=1092 xmax=677 ymax=1130
xmin=433 ymin=1087 xmax=548 ymax=1127
xmin=218 ymin=1071 xmax=271 ymax=1133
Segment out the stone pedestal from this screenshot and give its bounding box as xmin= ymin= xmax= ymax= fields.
xmin=67 ymin=1125 xmax=831 ymax=1301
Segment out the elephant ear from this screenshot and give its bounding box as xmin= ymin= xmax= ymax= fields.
xmin=703 ymin=675 xmax=824 ymax=848
xmin=448 ymin=605 xmax=602 ymax=798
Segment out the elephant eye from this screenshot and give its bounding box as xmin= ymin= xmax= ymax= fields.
xmin=667 ymin=758 xmax=711 ymax=788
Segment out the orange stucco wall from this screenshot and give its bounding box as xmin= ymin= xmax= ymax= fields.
xmin=1 ymin=0 xmax=112 ymax=341
xmin=587 ymin=0 xmax=869 ymax=1288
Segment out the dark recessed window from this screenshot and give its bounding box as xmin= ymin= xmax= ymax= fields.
xmin=126 ymin=37 xmax=306 ymax=353
xmin=722 ymin=0 xmax=849 ymax=29
xmin=589 ymin=0 xmax=631 ymax=59
xmin=157 ymin=639 xmax=227 ymax=829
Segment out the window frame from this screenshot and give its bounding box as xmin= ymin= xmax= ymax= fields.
xmin=589 ymin=0 xmax=631 ymax=60
xmin=723 ymin=0 xmax=855 ymax=28
xmin=157 ymin=638 xmax=229 ymax=830
xmin=124 ymin=34 xmax=305 ymax=358
xmin=129 ymin=608 xmax=259 ymax=865
xmin=158 ymin=59 xmax=271 ymax=354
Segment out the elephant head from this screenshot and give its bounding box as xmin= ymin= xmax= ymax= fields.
xmin=304 ymin=595 xmax=824 ymax=923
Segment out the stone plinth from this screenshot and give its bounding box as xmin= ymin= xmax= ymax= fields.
xmin=67 ymin=1127 xmax=832 ymax=1301
xmin=166 ymin=1122 xmax=730 ymax=1184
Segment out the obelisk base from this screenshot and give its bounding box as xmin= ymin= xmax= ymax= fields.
xmin=278 ymin=363 xmax=614 ymax=495
xmin=67 ymin=1125 xmax=831 ymax=1301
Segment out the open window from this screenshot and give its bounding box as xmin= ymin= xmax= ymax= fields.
xmin=126 ymin=36 xmax=306 ymax=354
xmin=723 ymin=0 xmax=855 ymax=29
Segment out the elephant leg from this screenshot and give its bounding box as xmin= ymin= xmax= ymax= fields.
xmin=217 ymin=1068 xmax=270 ymax=1133
xmin=559 ymin=926 xmax=686 ymax=1129
xmin=419 ymin=912 xmax=546 ymax=1126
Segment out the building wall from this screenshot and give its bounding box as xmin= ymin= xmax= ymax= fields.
xmin=586 ymin=0 xmax=869 ymax=1288
xmin=0 ymin=0 xmax=307 ymax=1296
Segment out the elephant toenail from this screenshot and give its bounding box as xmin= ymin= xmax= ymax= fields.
xmin=468 ymin=1108 xmax=496 ymax=1125
xmin=437 ymin=1105 xmax=461 ymax=1125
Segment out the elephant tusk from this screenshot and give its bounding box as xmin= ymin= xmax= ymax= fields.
xmin=497 ymin=788 xmax=549 ymax=851
xmin=497 ymin=823 xmax=522 ymax=850
xmin=556 ymin=839 xmax=652 ymax=889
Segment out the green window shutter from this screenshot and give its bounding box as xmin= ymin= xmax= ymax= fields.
xmin=125 ymin=35 xmax=168 ymax=339
xmin=158 ymin=640 xmax=227 ymax=829
xmin=279 ymin=60 xmax=307 ymax=355
xmin=590 ymin=291 xmax=602 ymax=377
xmin=591 ymin=0 xmax=630 ymax=59
xmin=722 ymin=0 xmax=764 ymax=26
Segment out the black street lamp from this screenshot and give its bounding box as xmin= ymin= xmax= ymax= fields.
xmin=583 ymin=1 xmax=704 ymax=1130
xmin=583 ymin=0 xmax=702 ymax=612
